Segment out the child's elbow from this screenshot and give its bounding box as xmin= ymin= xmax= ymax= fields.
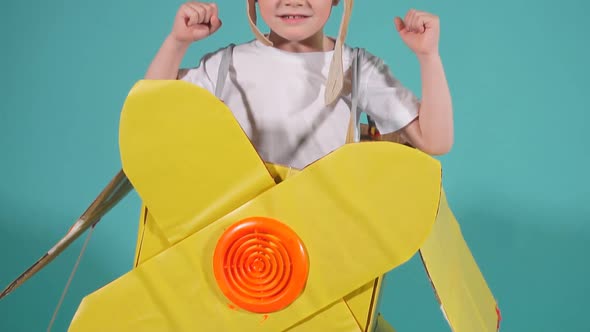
xmin=419 ymin=138 xmax=454 ymax=156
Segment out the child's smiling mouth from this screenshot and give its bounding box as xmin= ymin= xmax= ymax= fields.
xmin=278 ymin=14 xmax=311 ymax=24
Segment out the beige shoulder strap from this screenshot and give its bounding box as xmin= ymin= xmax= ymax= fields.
xmin=346 ymin=47 xmax=364 ymax=144
xmin=215 ymin=44 xmax=235 ymax=99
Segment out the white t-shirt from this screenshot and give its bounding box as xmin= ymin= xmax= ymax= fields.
xmin=179 ymin=39 xmax=419 ymax=169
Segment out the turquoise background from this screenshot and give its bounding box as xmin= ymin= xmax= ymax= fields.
xmin=1 ymin=0 xmax=588 ymax=331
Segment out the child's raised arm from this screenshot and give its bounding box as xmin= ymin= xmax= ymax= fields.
xmin=145 ymin=2 xmax=222 ymax=80
xmin=394 ymin=10 xmax=454 ymax=155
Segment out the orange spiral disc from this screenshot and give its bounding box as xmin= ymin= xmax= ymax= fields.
xmin=213 ymin=217 xmax=309 ymax=313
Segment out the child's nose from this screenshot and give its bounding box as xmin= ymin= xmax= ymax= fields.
xmin=282 ymin=0 xmax=304 ymax=7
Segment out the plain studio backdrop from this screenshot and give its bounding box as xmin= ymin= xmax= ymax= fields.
xmin=0 ymin=0 xmax=588 ymax=331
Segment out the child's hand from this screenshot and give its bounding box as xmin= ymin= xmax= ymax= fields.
xmin=170 ymin=2 xmax=222 ymax=45
xmin=394 ymin=10 xmax=440 ymax=58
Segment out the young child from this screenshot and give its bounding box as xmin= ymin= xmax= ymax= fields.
xmin=145 ymin=0 xmax=454 ymax=170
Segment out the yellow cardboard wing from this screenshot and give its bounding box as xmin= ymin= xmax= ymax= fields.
xmin=68 ymin=80 xmax=500 ymax=332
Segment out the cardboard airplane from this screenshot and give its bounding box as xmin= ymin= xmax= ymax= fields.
xmin=1 ymin=80 xmax=501 ymax=331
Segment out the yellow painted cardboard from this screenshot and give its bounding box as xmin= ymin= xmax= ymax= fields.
xmin=132 ymin=161 xmax=384 ymax=331
xmin=68 ymin=80 xmax=499 ymax=331
xmin=285 ymin=300 xmax=362 ymax=332
xmin=420 ymin=190 xmax=500 ymax=331
xmin=374 ymin=314 xmax=397 ymax=332
xmin=69 ymin=144 xmax=441 ymax=331
xmin=119 ymin=80 xmax=276 ymax=246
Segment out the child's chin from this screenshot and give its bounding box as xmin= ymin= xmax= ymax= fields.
xmin=276 ymin=32 xmax=317 ymax=43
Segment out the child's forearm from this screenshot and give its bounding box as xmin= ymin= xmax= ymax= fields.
xmin=145 ymin=36 xmax=191 ymax=79
xmin=414 ymin=54 xmax=454 ymax=154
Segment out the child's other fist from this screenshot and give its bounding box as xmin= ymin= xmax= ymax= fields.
xmin=171 ymin=2 xmax=222 ymax=45
xmin=394 ymin=9 xmax=440 ymax=58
